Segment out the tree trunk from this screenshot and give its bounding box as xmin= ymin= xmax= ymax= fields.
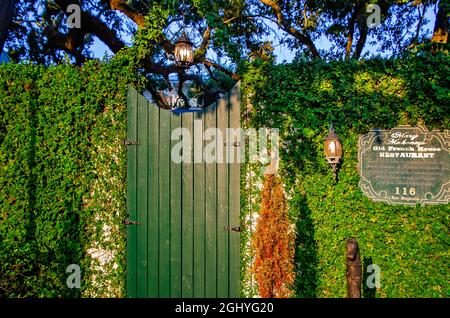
xmin=0 ymin=0 xmax=16 ymax=53
xmin=431 ymin=1 xmax=449 ymax=44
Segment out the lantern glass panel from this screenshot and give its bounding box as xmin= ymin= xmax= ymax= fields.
xmin=174 ymin=42 xmax=194 ymax=65
xmin=324 ymin=139 xmax=342 ymax=158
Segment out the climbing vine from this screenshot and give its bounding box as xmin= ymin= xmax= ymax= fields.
xmin=241 ymin=52 xmax=450 ymax=298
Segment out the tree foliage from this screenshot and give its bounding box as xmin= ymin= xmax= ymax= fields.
xmin=1 ymin=1 xmax=448 ymax=105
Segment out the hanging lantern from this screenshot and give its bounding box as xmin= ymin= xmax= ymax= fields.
xmin=324 ymin=123 xmax=343 ymax=181
xmin=174 ymin=31 xmax=194 ymax=68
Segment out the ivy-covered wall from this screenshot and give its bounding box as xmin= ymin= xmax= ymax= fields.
xmin=0 ymin=61 xmax=139 ymax=297
xmin=241 ymin=53 xmax=449 ymax=298
xmin=1 ymin=54 xmax=448 ymax=298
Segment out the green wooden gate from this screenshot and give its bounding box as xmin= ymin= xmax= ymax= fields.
xmin=126 ymin=83 xmax=240 ymax=298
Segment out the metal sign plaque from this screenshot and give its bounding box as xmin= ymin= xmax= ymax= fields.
xmin=358 ymin=126 xmax=450 ymax=205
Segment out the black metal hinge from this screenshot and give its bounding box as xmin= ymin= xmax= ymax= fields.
xmin=122 ymin=140 xmax=140 ymax=146
xmin=123 ymin=219 xmax=141 ymax=225
xmin=224 ymin=141 xmax=242 ymax=147
xmin=224 ymin=226 xmax=241 ymax=232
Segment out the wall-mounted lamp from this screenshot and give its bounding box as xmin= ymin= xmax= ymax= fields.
xmin=174 ymin=31 xmax=194 ymax=68
xmin=324 ymin=122 xmax=342 ymax=181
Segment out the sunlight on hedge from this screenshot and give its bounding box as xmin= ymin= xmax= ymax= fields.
xmin=241 ymin=53 xmax=449 ymax=298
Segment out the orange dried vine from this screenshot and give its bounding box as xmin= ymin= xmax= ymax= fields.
xmin=252 ymin=174 xmax=295 ymax=298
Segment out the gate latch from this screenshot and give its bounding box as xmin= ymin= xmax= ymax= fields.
xmin=122 ymin=140 xmax=140 ymax=146
xmin=224 ymin=226 xmax=241 ymax=232
xmin=123 ymin=219 xmax=141 ymax=225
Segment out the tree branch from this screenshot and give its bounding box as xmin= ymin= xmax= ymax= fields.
xmin=202 ymin=59 xmax=240 ymax=81
xmin=353 ymin=11 xmax=369 ymax=59
xmin=53 ymin=0 xmax=125 ymax=54
xmin=222 ymin=14 xmax=267 ymax=24
xmin=411 ymin=4 xmax=426 ymax=46
xmin=204 ymin=63 xmax=219 ymax=82
xmin=109 ymin=0 xmax=145 ymax=28
xmin=259 ymin=0 xmax=320 ymax=58
xmin=145 ymin=62 xmax=179 ymax=77
xmin=195 ymin=25 xmax=211 ymax=58
xmin=345 ymin=3 xmax=364 ymax=59
xmin=106 ymin=0 xmax=174 ymax=53
xmin=432 ymin=1 xmax=449 ymax=44
xmin=43 ymin=25 xmax=86 ymax=64
xmin=82 ymin=12 xmax=125 ymax=53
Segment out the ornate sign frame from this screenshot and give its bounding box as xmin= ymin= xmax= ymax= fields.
xmin=358 ymin=126 xmax=450 ymax=206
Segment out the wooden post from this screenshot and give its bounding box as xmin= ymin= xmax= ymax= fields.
xmin=346 ymin=238 xmax=362 ymax=298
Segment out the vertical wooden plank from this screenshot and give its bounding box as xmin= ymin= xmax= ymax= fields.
xmin=193 ymin=113 xmax=205 ymax=297
xmin=228 ymin=82 xmax=241 ymax=297
xmin=182 ymin=112 xmax=194 ymax=297
xmin=126 ymin=87 xmax=138 ymax=298
xmin=159 ymin=109 xmax=171 ymax=297
xmin=217 ymin=93 xmax=229 ymax=297
xmin=136 ymin=94 xmax=149 ymax=297
xmin=204 ymin=104 xmax=218 ymax=297
xmin=148 ymin=104 xmax=159 ymax=297
xmin=170 ymin=113 xmax=182 ymax=298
